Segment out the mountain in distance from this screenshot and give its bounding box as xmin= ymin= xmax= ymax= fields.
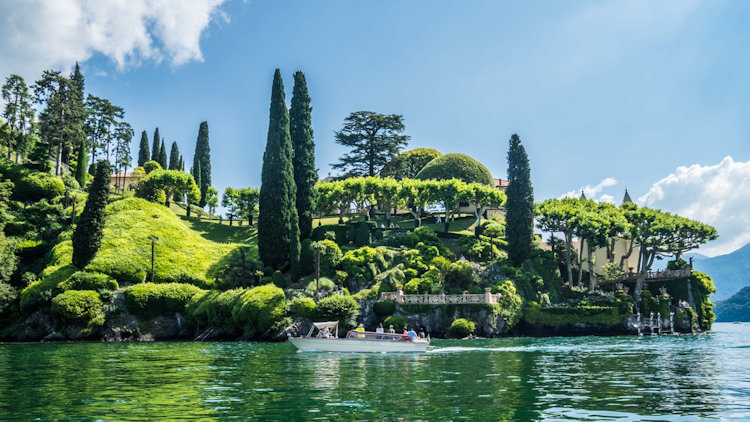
xmin=688 ymin=242 xmax=750 ymax=301
xmin=714 ymin=286 xmax=750 ymax=322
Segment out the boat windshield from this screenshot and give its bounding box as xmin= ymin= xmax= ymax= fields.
xmin=345 ymin=331 xmax=411 ymax=342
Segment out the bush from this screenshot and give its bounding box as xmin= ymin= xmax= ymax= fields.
xmin=341 ymin=246 xmax=387 ymax=282
xmin=353 ymin=222 xmax=371 ymax=247
xmin=51 ymin=290 xmax=104 ymax=325
xmin=124 ymin=282 xmax=205 ymax=320
xmin=317 ymin=239 xmax=342 ymax=277
xmin=143 ymin=161 xmax=162 ymax=174
xmin=311 ymin=224 xmax=349 ymax=245
xmin=316 ymin=294 xmax=360 ymax=330
xmin=232 ymin=284 xmax=288 ymax=337
xmin=13 ymin=172 xmax=66 ymax=202
xmin=186 ymin=289 xmax=244 ymax=334
xmin=445 ymin=260 xmax=478 ymax=290
xmin=374 ymin=299 xmax=396 ymax=317
xmin=59 ymin=271 xmax=118 ymax=292
xmin=289 ymin=297 xmax=317 ymax=318
xmin=272 ymin=270 xmax=285 ymax=288
xmin=460 ymin=237 xmax=502 ymax=262
xmin=449 ymin=318 xmax=476 ymax=336
xmin=0 ymin=282 xmax=18 ymax=317
xmin=305 ymin=277 xmax=335 ymax=296
xmin=300 ymin=238 xmax=314 ymax=275
xmin=415 ymin=153 xmax=494 ymax=186
xmin=383 ymin=315 xmax=407 ymax=331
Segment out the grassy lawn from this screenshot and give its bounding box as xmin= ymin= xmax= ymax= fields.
xmin=169 ymin=203 xmax=257 ymax=245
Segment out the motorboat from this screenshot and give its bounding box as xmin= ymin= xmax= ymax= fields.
xmin=289 ymin=321 xmax=429 ymax=353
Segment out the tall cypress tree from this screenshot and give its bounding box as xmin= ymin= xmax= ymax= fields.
xmin=505 ymin=134 xmax=534 ymax=265
xmin=169 ymin=141 xmax=180 ymax=170
xmin=69 ymin=63 xmax=86 ymax=167
xmin=193 ymin=121 xmax=212 ymax=206
xmin=158 ymin=139 xmax=168 ymax=169
xmin=72 ymin=160 xmax=111 ymax=268
xmin=151 ymin=127 xmax=160 ymax=161
xmin=179 ymin=155 xmax=184 ymax=171
xmin=290 ymin=71 xmax=317 ymax=240
xmin=259 ymin=69 xmax=300 ymax=270
xmin=75 ymin=139 xmax=87 ymax=188
xmin=192 ymin=161 xmax=201 ymax=193
xmin=138 ymin=130 xmax=150 ymax=166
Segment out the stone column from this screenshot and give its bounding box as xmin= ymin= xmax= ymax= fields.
xmin=484 ymin=287 xmax=492 ymax=304
xmin=396 ymin=285 xmax=404 ymax=304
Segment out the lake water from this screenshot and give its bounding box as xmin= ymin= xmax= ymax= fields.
xmin=1 ymin=323 xmax=748 ymax=420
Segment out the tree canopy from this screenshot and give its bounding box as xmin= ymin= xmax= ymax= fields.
xmin=135 ymin=169 xmax=200 ymax=207
xmin=332 ymin=111 xmax=409 ymax=177
xmin=415 ymin=153 xmax=494 ymax=186
xmin=381 ymin=148 xmax=441 ymax=180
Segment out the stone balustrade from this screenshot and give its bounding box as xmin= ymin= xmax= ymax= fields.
xmin=380 ymin=286 xmax=499 ymax=305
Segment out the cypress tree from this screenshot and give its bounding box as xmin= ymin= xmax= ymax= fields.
xmin=72 ymin=160 xmax=111 ymax=268
xmin=192 ymin=162 xmax=201 ymax=193
xmin=179 ymin=155 xmax=184 ymax=171
xmin=138 ymin=130 xmax=150 ymax=166
xmin=290 ymin=71 xmax=317 ymax=240
xmin=259 ymin=69 xmax=300 ymax=270
xmin=169 ymin=141 xmax=180 ymax=170
xmin=505 ymin=134 xmax=534 ymax=265
xmin=193 ymin=121 xmax=212 ymax=206
xmin=158 ymin=139 xmax=167 ymax=169
xmin=69 ymin=63 xmax=86 ymax=167
xmin=151 ymin=127 xmax=160 ymax=161
xmin=75 ymin=139 xmax=87 ymax=188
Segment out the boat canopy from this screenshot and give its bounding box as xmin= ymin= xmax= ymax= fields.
xmin=306 ymin=321 xmax=339 ymax=338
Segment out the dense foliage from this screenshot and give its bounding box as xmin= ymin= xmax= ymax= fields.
xmin=290 ymin=71 xmax=317 ymax=240
xmin=193 ymin=121 xmax=212 ymax=206
xmin=332 ymin=111 xmax=409 ymax=177
xmin=380 ymin=148 xmax=441 ymax=180
xmin=316 ymin=294 xmax=360 ymax=330
xmin=258 ymin=70 xmax=300 ymax=270
xmin=416 ymin=153 xmax=494 ymax=186
xmin=72 ymin=160 xmax=110 ymax=268
xmin=505 ymin=134 xmax=534 ymax=265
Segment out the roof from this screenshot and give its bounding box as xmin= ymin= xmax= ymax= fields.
xmin=622 ymin=189 xmax=633 ymax=204
xmin=494 ymin=178 xmax=509 ymax=188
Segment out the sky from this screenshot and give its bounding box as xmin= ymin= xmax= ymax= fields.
xmin=1 ymin=0 xmax=749 ymax=257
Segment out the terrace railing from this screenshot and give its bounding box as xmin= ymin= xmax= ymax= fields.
xmin=381 ymin=287 xmax=499 ymax=305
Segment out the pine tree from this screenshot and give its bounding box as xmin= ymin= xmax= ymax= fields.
xmin=290 ymin=71 xmax=317 ymax=240
xmin=505 ymin=134 xmax=534 ymax=265
xmin=259 ymin=69 xmax=300 ymax=270
xmin=169 ymin=141 xmax=180 ymax=170
xmin=75 ymin=139 xmax=87 ymax=188
xmin=151 ymin=127 xmax=160 ymax=161
xmin=158 ymin=139 xmax=167 ymax=169
xmin=68 ymin=63 xmax=86 ymax=167
xmin=193 ymin=121 xmax=212 ymax=206
xmin=138 ymin=130 xmax=150 ymax=166
xmin=72 ymin=160 xmax=111 ymax=268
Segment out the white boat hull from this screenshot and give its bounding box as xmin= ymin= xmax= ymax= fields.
xmin=289 ymin=337 xmax=429 ymax=353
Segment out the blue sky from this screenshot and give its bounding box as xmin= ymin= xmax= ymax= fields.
xmin=2 ymin=0 xmax=749 ymax=255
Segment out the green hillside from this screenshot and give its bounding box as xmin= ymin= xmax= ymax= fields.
xmin=715 ymin=286 xmax=750 ymax=322
xmin=21 ymin=198 xmax=253 ymax=309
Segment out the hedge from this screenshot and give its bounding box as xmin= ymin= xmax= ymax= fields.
xmin=124 ymin=282 xmax=205 ymax=320
xmin=51 ymin=290 xmax=104 ymax=325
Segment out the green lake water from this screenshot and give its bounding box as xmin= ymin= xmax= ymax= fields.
xmin=1 ymin=322 xmax=748 ymax=421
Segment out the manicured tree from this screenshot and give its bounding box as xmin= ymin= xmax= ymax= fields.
xmin=221 ymin=187 xmax=239 ymax=226
xmin=74 ymin=139 xmax=87 ymax=188
xmin=178 ymin=155 xmax=184 ymax=171
xmin=193 ymin=121 xmax=211 ymax=206
xmin=137 ymin=130 xmax=150 ymax=166
xmin=151 ymin=127 xmax=160 ymax=161
xmin=205 ymin=186 xmax=218 ymax=218
xmin=157 ymin=139 xmax=167 ymax=169
xmin=381 ymin=148 xmax=441 ymax=180
xmin=168 ymin=141 xmax=180 ymax=170
xmin=463 ymin=183 xmax=506 ymax=236
xmin=72 ymin=160 xmax=111 ymax=268
xmin=505 ymin=134 xmax=534 ymax=266
xmin=259 ymin=69 xmax=300 ymax=270
xmin=435 ymin=179 xmax=465 ymax=232
xmin=135 ymin=169 xmax=200 ymax=207
xmin=237 ymin=188 xmax=260 ymax=226
xmin=290 ymin=71 xmax=317 ymax=240
xmin=332 ymin=111 xmax=410 ymax=177
xmin=536 ymin=198 xmax=581 ymax=285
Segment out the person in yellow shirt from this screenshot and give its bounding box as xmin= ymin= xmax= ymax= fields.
xmin=355 ymin=323 xmax=365 ymax=338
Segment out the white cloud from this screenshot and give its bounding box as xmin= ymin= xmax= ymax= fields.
xmin=0 ymin=0 xmax=229 ymax=80
xmin=560 ymin=177 xmax=618 ymax=202
xmin=638 ymin=156 xmax=750 ymax=257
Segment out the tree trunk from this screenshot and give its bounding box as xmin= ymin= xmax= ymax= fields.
xmin=588 ymin=244 xmax=596 ymax=292
xmin=55 ymin=142 xmax=63 ymax=176
xmin=577 ymin=239 xmax=585 ymax=287
xmin=474 ymin=206 xmax=482 ymax=237
xmin=564 ymin=231 xmax=573 ymax=285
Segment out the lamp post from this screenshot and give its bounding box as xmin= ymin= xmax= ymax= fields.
xmin=147 ymin=234 xmax=159 ymax=283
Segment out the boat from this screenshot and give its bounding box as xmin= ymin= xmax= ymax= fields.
xmin=289 ymin=321 xmax=430 ymax=353
xmin=733 ymin=321 xmax=742 ymax=325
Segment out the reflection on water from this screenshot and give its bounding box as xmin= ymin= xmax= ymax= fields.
xmin=1 ymin=323 xmax=749 ymax=420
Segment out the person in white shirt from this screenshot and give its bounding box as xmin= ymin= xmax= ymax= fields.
xmin=375 ymin=323 xmax=384 ymax=333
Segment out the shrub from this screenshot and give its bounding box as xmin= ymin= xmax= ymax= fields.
xmin=59 ymin=271 xmax=118 ymax=292
xmin=374 ymin=299 xmax=396 ymax=317
xmin=187 ymin=289 xmax=245 ymax=334
xmin=272 ymin=270 xmax=286 ymax=288
xmin=316 ymin=239 xmax=342 ymax=276
xmin=415 ymin=153 xmax=494 ymax=186
xmin=353 ymin=222 xmax=371 ymax=247
xmin=460 ymin=236 xmax=503 ymax=262
xmin=449 ymin=318 xmax=476 ymax=336
xmin=383 ymin=315 xmax=407 ymax=331
xmin=305 ymin=277 xmax=336 ymax=296
xmin=311 ymin=224 xmax=349 ymax=245
xmin=0 ymin=282 xmax=18 ymax=317
xmin=232 ymin=284 xmax=288 ymax=337
xmin=445 ymin=260 xmax=478 ymax=290
xmin=289 ymin=297 xmax=317 ymax=318
xmin=300 ymin=238 xmax=314 ymax=275
xmin=124 ymin=282 xmax=205 ymax=320
xmin=143 ymin=161 xmax=162 ymax=174
xmin=51 ymin=290 xmax=104 ymax=325
xmin=341 ymin=246 xmax=387 ymax=282
xmin=14 ymin=172 xmax=66 ymax=202
xmin=316 ymin=294 xmax=360 ymax=330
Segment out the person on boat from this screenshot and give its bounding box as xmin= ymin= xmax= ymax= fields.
xmin=388 ymin=325 xmax=395 ymax=333
xmin=419 ymin=328 xmax=426 ymax=338
xmin=321 ymin=327 xmax=331 ymax=339
xmin=407 ymin=327 xmax=418 ymax=341
xmin=376 ymin=323 xmax=384 ymax=333
xmin=355 ymin=323 xmax=365 ymax=338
